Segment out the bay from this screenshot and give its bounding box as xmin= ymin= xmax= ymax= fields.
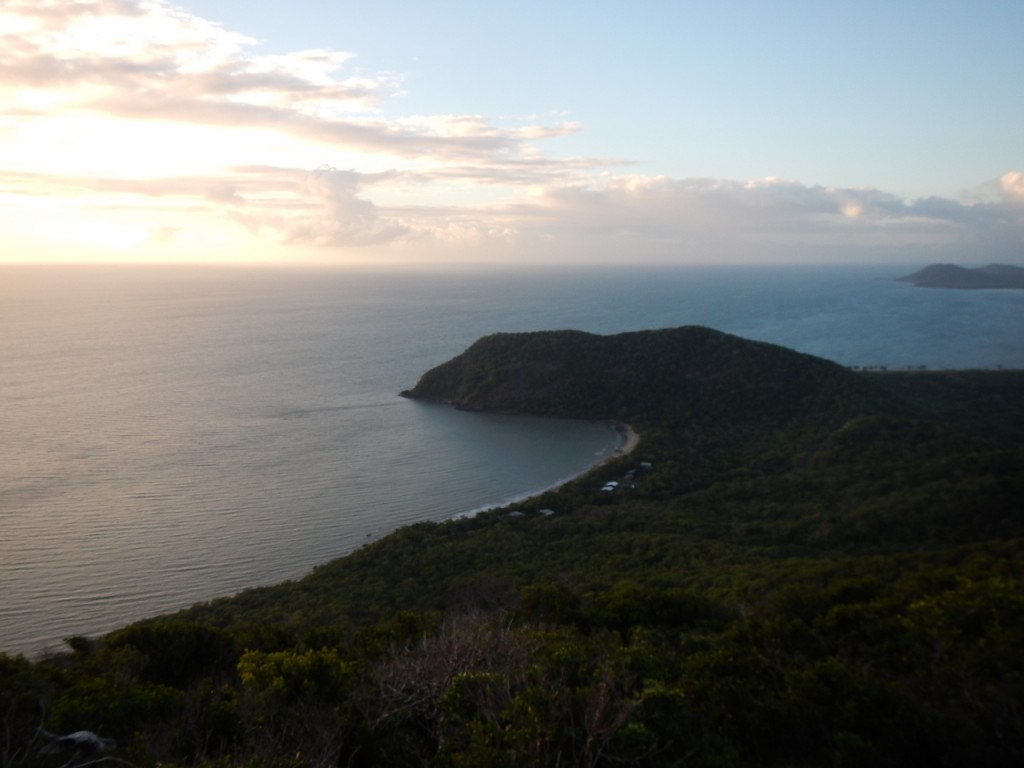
xmin=2 ymin=263 xmax=1022 ymax=656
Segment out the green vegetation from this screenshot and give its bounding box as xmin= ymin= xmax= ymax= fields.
xmin=4 ymin=327 xmax=1023 ymax=767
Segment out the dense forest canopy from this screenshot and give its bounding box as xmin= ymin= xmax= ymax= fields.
xmin=4 ymin=326 xmax=1023 ymax=767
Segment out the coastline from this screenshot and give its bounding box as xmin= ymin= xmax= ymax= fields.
xmin=558 ymin=420 xmax=640 ymax=482
xmin=563 ymin=420 xmax=640 ymax=485
xmin=453 ymin=421 xmax=640 ymax=519
xmin=553 ymin=420 xmax=640 ymax=487
xmin=612 ymin=421 xmax=640 ymax=458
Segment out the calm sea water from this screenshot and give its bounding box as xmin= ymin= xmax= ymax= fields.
xmin=2 ymin=263 xmax=1022 ymax=656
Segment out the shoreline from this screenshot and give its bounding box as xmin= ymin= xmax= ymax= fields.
xmin=612 ymin=421 xmax=640 ymax=458
xmin=553 ymin=420 xmax=640 ymax=488
xmin=14 ymin=418 xmax=637 ymax=657
xmin=453 ymin=421 xmax=640 ymax=519
xmin=551 ymin=420 xmax=641 ymax=490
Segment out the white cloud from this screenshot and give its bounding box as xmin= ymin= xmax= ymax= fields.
xmin=0 ymin=0 xmax=602 ymax=262
xmin=277 ymin=166 xmax=409 ymax=247
xmin=0 ymin=0 xmax=573 ymax=162
xmin=996 ymin=171 xmax=1024 ymax=204
xmin=464 ymin=174 xmax=1024 ymax=264
xmin=0 ymin=1 xmax=1020 ymax=265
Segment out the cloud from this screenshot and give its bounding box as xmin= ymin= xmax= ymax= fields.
xmin=999 ymin=171 xmax=1024 ymax=202
xmin=970 ymin=171 xmax=1024 ymax=209
xmin=0 ymin=0 xmax=605 ymax=262
xmin=462 ymin=173 xmax=1024 ymax=263
xmin=0 ymin=1 xmax=1020 ymax=265
xmin=0 ymin=0 xmax=569 ymax=163
xmin=147 ymin=224 xmax=181 ymax=244
xmin=274 ymin=166 xmax=409 ymax=247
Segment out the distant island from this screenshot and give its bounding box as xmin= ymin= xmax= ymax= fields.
xmin=897 ymin=262 xmax=1024 ymax=289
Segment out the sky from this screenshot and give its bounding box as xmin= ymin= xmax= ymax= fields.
xmin=1 ymin=0 xmax=1021 ymax=267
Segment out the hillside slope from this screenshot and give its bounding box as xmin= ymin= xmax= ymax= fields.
xmin=401 ymin=326 xmax=874 ymax=427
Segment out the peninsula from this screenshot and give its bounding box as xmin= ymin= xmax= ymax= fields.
xmin=897 ymin=262 xmax=1024 ymax=289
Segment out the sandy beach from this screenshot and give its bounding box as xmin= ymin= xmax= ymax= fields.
xmin=612 ymin=421 xmax=640 ymax=458
xmin=454 ymin=421 xmax=641 ymax=518
xmin=545 ymin=421 xmax=640 ymax=493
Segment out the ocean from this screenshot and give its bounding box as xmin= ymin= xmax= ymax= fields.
xmin=2 ymin=263 xmax=1022 ymax=656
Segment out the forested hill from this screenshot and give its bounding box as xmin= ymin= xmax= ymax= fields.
xmin=401 ymin=327 xmax=890 ymax=482
xmin=401 ymin=326 xmax=906 ymax=495
xmin=401 ymin=326 xmax=874 ymax=427
xmin=3 ymin=328 xmax=1024 ymax=768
